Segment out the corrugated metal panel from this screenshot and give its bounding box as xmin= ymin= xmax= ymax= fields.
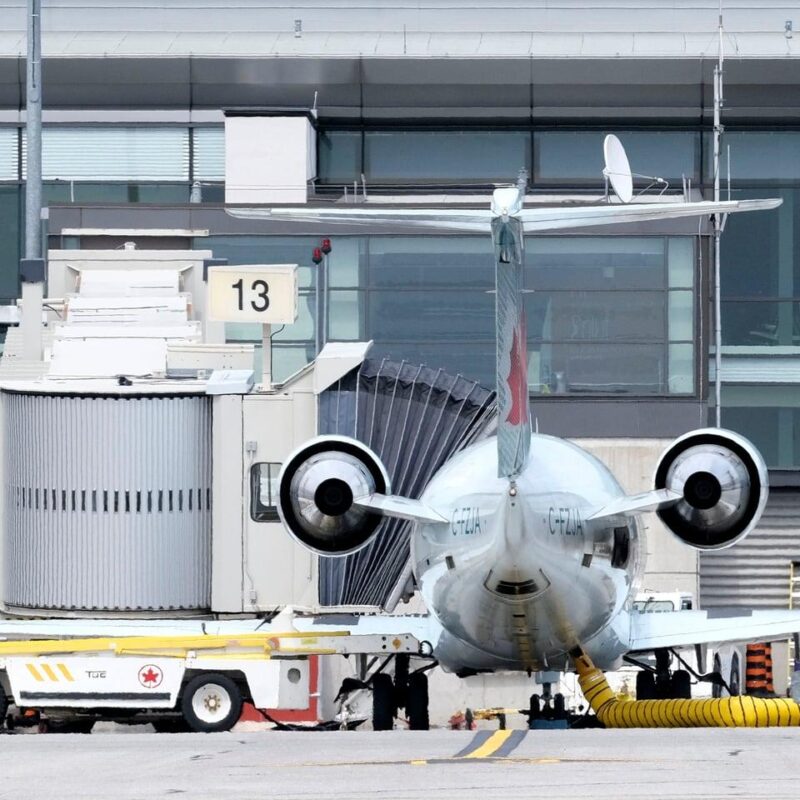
xmin=700 ymin=488 xmax=800 ymax=609
xmin=3 ymin=392 xmax=212 ymax=612
xmin=21 ymin=127 xmax=190 ymax=181
xmin=0 ymin=128 xmax=18 ymax=181
xmin=193 ymin=127 xmax=224 ymax=182
xmin=318 ymin=358 xmax=496 ymax=608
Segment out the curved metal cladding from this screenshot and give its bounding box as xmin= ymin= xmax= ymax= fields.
xmin=317 ymin=358 xmax=496 ymax=608
xmin=3 ymin=392 xmax=212 ymax=612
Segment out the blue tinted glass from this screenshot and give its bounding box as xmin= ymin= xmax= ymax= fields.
xmin=318 ymin=131 xmax=361 ymax=184
xmin=526 ymin=237 xmax=665 ymax=290
xmin=526 ymin=291 xmax=665 ymax=342
xmin=368 ymin=290 xmax=494 ymax=341
xmin=368 ymin=236 xmax=493 ymax=288
xmin=365 ymin=131 xmax=530 ymax=183
xmin=535 ymin=131 xmax=698 ymax=184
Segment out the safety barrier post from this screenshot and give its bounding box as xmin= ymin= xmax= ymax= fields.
xmin=745 ymin=644 xmax=768 ymax=695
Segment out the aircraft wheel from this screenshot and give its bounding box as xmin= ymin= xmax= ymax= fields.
xmin=406 ymin=673 xmax=429 ymax=731
xmin=528 ymin=694 xmax=541 ymax=728
xmin=181 ymin=673 xmax=243 ymax=733
xmin=553 ymin=693 xmax=566 ymax=719
xmin=729 ymin=652 xmax=741 ymax=696
xmin=712 ymin=654 xmax=723 ymax=699
xmin=371 ymin=673 xmax=395 ymax=731
xmin=671 ymin=670 xmax=692 ymax=699
xmin=636 ymin=670 xmax=656 ymax=700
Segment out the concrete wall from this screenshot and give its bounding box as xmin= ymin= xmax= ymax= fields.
xmin=575 ymin=438 xmax=700 ymax=600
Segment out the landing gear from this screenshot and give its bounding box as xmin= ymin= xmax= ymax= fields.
xmin=636 ymin=669 xmax=657 ymax=700
xmin=671 ymin=670 xmax=692 ymax=699
xmin=368 ymin=657 xmax=432 ymax=731
xmin=526 ymin=683 xmax=568 ymax=728
xmin=406 ymin=673 xmax=429 ymax=730
xmin=371 ymin=673 xmax=395 ymax=731
xmin=630 ymin=650 xmax=695 ymax=700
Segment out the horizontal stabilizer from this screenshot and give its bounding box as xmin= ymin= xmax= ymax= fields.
xmin=588 ymin=488 xmax=680 ymax=521
xmin=228 ymin=198 xmax=781 ymax=234
xmin=629 ymin=608 xmax=800 ymax=652
xmin=353 ymin=493 xmax=448 ymax=524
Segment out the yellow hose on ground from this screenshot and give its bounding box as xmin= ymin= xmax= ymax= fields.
xmin=574 ymin=652 xmax=800 ymax=728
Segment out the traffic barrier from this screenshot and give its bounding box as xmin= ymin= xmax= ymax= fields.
xmin=745 ymin=643 xmax=767 ymax=694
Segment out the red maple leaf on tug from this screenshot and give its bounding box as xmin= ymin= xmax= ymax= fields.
xmin=505 ymin=316 xmax=528 ymax=426
xmin=139 ymin=665 xmax=162 ymax=688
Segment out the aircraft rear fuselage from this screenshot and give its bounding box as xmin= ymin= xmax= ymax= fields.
xmin=412 ymin=434 xmax=642 ymax=673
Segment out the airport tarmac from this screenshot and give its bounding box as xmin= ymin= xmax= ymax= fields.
xmin=2 ymin=727 xmax=799 ymax=799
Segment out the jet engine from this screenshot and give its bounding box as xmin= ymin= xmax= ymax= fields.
xmin=653 ymin=428 xmax=768 ymax=550
xmin=277 ymin=435 xmax=390 ymax=556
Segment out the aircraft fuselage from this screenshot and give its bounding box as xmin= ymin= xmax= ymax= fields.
xmin=412 ymin=434 xmax=643 ymax=674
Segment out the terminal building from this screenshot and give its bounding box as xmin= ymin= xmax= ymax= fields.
xmin=0 ymin=1 xmax=800 ymax=687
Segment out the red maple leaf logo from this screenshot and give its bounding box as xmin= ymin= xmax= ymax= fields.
xmin=505 ymin=316 xmax=528 ymax=426
xmin=139 ymin=665 xmax=162 ymax=688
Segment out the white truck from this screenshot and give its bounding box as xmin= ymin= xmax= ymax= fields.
xmin=0 ymin=618 xmax=424 ymax=733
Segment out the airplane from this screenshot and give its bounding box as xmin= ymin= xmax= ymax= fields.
xmin=229 ymin=145 xmax=800 ymax=728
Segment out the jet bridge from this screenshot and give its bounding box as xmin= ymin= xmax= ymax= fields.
xmin=317 ymin=357 xmax=496 ymax=609
xmin=0 ymin=238 xmax=496 ymax=619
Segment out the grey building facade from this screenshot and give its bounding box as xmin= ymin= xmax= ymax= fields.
xmin=1 ymin=1 xmax=800 ymax=607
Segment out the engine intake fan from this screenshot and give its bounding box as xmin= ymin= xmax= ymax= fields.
xmin=277 ymin=435 xmax=390 ymax=556
xmin=654 ymin=428 xmax=768 ymax=550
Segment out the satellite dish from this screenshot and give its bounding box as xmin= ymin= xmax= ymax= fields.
xmin=603 ymin=134 xmax=633 ymax=204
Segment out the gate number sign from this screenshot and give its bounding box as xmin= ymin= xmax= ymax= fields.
xmin=207 ymin=264 xmax=298 ymax=324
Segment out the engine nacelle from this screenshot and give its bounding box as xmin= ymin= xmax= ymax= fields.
xmin=654 ymin=428 xmax=768 ymax=550
xmin=277 ymin=435 xmax=390 ymax=557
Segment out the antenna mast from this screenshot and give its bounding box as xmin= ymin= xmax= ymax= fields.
xmin=713 ymin=0 xmax=724 ymax=427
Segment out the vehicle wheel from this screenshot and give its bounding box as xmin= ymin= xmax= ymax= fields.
xmin=636 ymin=670 xmax=656 ymax=700
xmin=553 ymin=693 xmax=566 ymax=718
xmin=406 ymin=673 xmax=429 ymax=731
xmin=712 ymin=654 xmax=723 ymax=699
xmin=181 ymin=673 xmax=243 ymax=733
xmin=671 ymin=670 xmax=692 ymax=699
xmin=371 ymin=673 xmax=395 ymax=731
xmin=465 ymin=708 xmax=475 ymax=729
xmin=730 ymin=653 xmax=741 ymax=696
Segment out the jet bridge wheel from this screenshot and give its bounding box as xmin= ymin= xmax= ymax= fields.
xmin=181 ymin=673 xmax=243 ymax=733
xmin=371 ymin=673 xmax=395 ymax=731
xmin=406 ymin=673 xmax=429 ymax=731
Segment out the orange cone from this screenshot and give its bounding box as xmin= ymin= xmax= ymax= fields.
xmin=764 ymin=643 xmax=775 ymax=695
xmin=745 ymin=644 xmax=767 ymax=694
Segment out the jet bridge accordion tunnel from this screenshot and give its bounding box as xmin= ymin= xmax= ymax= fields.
xmin=575 ymin=652 xmax=800 ymax=728
xmin=2 ymin=391 xmax=211 ymax=614
xmin=316 ymin=357 xmax=496 ymax=609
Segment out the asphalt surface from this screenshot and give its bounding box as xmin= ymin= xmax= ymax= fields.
xmin=4 ymin=727 xmax=800 ymax=799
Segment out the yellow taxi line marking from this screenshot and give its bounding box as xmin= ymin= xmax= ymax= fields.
xmin=410 ymin=760 xmax=428 ymax=766
xmin=26 ymin=664 xmax=44 ymax=682
xmin=463 ymin=729 xmax=514 ymax=759
xmin=40 ymin=663 xmax=59 ymax=682
xmin=57 ymin=663 xmax=75 ymax=682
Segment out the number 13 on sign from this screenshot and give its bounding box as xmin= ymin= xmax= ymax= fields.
xmin=207 ymin=265 xmax=298 ymax=324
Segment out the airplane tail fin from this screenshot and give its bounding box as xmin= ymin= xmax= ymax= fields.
xmin=492 ymin=215 xmax=530 ymax=479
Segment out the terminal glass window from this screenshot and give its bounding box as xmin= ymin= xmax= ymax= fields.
xmin=363 ymin=131 xmax=531 ymax=184
xmin=534 ymin=131 xmax=699 ymax=186
xmin=250 ymin=463 xmax=282 ymax=522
